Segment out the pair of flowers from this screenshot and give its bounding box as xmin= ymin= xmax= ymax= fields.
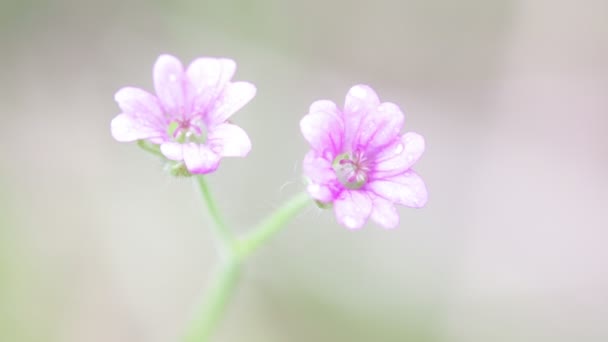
xmin=112 ymin=54 xmax=427 ymax=229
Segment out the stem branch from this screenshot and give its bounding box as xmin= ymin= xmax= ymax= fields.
xmin=238 ymin=192 xmax=311 ymax=258
xmin=185 ymin=182 xmax=310 ymax=342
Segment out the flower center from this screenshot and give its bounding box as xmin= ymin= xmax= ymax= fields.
xmin=167 ymin=118 xmax=207 ymax=144
xmin=332 ymin=150 xmax=369 ymax=190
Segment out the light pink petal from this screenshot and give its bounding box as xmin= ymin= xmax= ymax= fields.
xmin=343 ymin=84 xmax=380 ymax=117
xmin=306 ymin=183 xmax=336 ymax=203
xmin=300 ymin=107 xmax=344 ymax=154
xmin=309 ymin=100 xmax=340 ymax=117
xmin=354 ymin=102 xmax=404 ymax=151
xmin=302 ymin=151 xmax=340 ymax=202
xmin=153 ymin=54 xmax=188 ymax=118
xmin=111 ymin=113 xmax=164 ymax=142
xmin=372 ymin=132 xmax=425 ymax=177
xmin=207 ymin=123 xmax=251 ymax=157
xmin=182 ymin=143 xmax=221 ymax=174
xmin=369 ymin=193 xmax=399 ymax=229
xmin=333 ymin=190 xmax=373 ymax=229
xmin=302 ymin=151 xmax=337 ymax=184
xmin=342 ymin=85 xmax=381 ymax=148
xmin=114 ymin=87 xmax=164 ymax=120
xmin=367 ymin=170 xmax=428 ymax=208
xmin=113 ymin=87 xmax=167 ymax=142
xmin=187 ymin=58 xmax=236 ymax=113
xmin=187 ymin=58 xmax=235 ymax=90
xmin=160 ymin=142 xmax=184 ymax=161
xmin=206 ymin=81 xmax=256 ymax=125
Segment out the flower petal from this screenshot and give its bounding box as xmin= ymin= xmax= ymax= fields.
xmin=367 ymin=170 xmax=428 ymax=208
xmin=153 ymin=54 xmax=188 ymax=118
xmin=111 ymin=113 xmax=164 ymax=142
xmin=187 ymin=58 xmax=235 ymax=90
xmin=207 ymin=81 xmax=256 ymax=125
xmin=354 ymin=102 xmax=404 ymax=151
xmin=112 ymin=87 xmax=167 ymax=143
xmin=372 ymin=132 xmax=425 ymax=177
xmin=343 ymin=84 xmax=380 ymax=117
xmin=207 ymin=123 xmax=252 ymax=157
xmin=303 ymin=151 xmax=341 ymax=202
xmin=160 ymin=142 xmax=184 ymax=161
xmin=114 ymin=87 xmax=164 ymax=121
xmin=182 ymin=143 xmax=221 ymax=174
xmin=309 ymin=100 xmax=340 ymax=117
xmin=306 ymin=183 xmax=336 ymax=203
xmin=300 ymin=103 xmax=344 ymax=154
xmin=333 ymin=190 xmax=372 ymax=229
xmin=302 ymin=151 xmax=336 ymax=183
xmin=187 ymin=58 xmax=236 ymax=113
xmin=342 ymin=85 xmax=381 ymax=148
xmin=369 ymin=194 xmax=399 ymax=229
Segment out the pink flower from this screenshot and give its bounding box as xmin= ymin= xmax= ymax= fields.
xmin=300 ymin=85 xmax=428 ymax=229
xmin=111 ymin=54 xmax=256 ymax=174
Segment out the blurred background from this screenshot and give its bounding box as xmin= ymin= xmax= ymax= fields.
xmin=1 ymin=0 xmax=607 ymax=341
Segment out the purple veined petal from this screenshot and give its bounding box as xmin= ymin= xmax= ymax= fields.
xmin=343 ymin=84 xmax=380 ymax=117
xmin=333 ymin=190 xmax=373 ymax=229
xmin=111 ymin=113 xmax=165 ymax=142
xmin=368 ymin=193 xmax=399 ymax=229
xmin=182 ymin=143 xmax=221 ymax=174
xmin=206 ymin=81 xmax=256 ymax=125
xmin=114 ymin=87 xmax=167 ymax=138
xmin=207 ymin=123 xmax=252 ymax=157
xmin=300 ymin=109 xmax=344 ymax=154
xmin=372 ymin=132 xmax=425 ymax=177
xmin=114 ymin=87 xmax=164 ymax=122
xmin=342 ymin=85 xmax=380 ymax=149
xmin=353 ymin=101 xmax=405 ymax=151
xmin=303 ymin=151 xmax=341 ymax=202
xmin=160 ymin=142 xmax=184 ymax=161
xmin=367 ymin=170 xmax=428 ymax=208
xmin=187 ymin=58 xmax=236 ymax=113
xmin=153 ymin=54 xmax=189 ymax=119
xmin=302 ymin=150 xmax=337 ymax=183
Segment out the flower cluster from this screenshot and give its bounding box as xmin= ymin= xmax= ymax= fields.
xmin=112 ymin=55 xmax=427 ymax=229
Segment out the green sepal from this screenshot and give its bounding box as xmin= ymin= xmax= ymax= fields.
xmin=137 ymin=140 xmax=163 ymax=157
xmin=314 ymin=200 xmax=333 ymax=209
xmin=165 ymin=162 xmax=192 ymax=177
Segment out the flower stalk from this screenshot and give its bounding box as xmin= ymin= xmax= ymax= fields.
xmin=237 ymin=192 xmax=311 ymax=259
xmin=195 ymin=176 xmax=235 ymax=255
xmin=184 ymin=254 xmax=242 ymax=342
xmin=186 ymin=176 xmax=311 ymax=341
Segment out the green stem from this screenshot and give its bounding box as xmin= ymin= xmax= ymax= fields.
xmin=185 ymin=187 xmax=310 ymax=342
xmin=185 ymin=255 xmax=242 ymax=342
xmin=238 ymin=192 xmax=311 ymax=258
xmin=195 ymin=176 xmax=234 ymax=252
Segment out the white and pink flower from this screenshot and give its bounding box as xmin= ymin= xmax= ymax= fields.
xmin=300 ymin=85 xmax=427 ymax=229
xmin=111 ymin=54 xmax=256 ymax=174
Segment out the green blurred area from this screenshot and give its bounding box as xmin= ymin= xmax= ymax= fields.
xmin=1 ymin=0 xmax=607 ymax=341
xmin=0 ymin=180 xmax=49 ymax=342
